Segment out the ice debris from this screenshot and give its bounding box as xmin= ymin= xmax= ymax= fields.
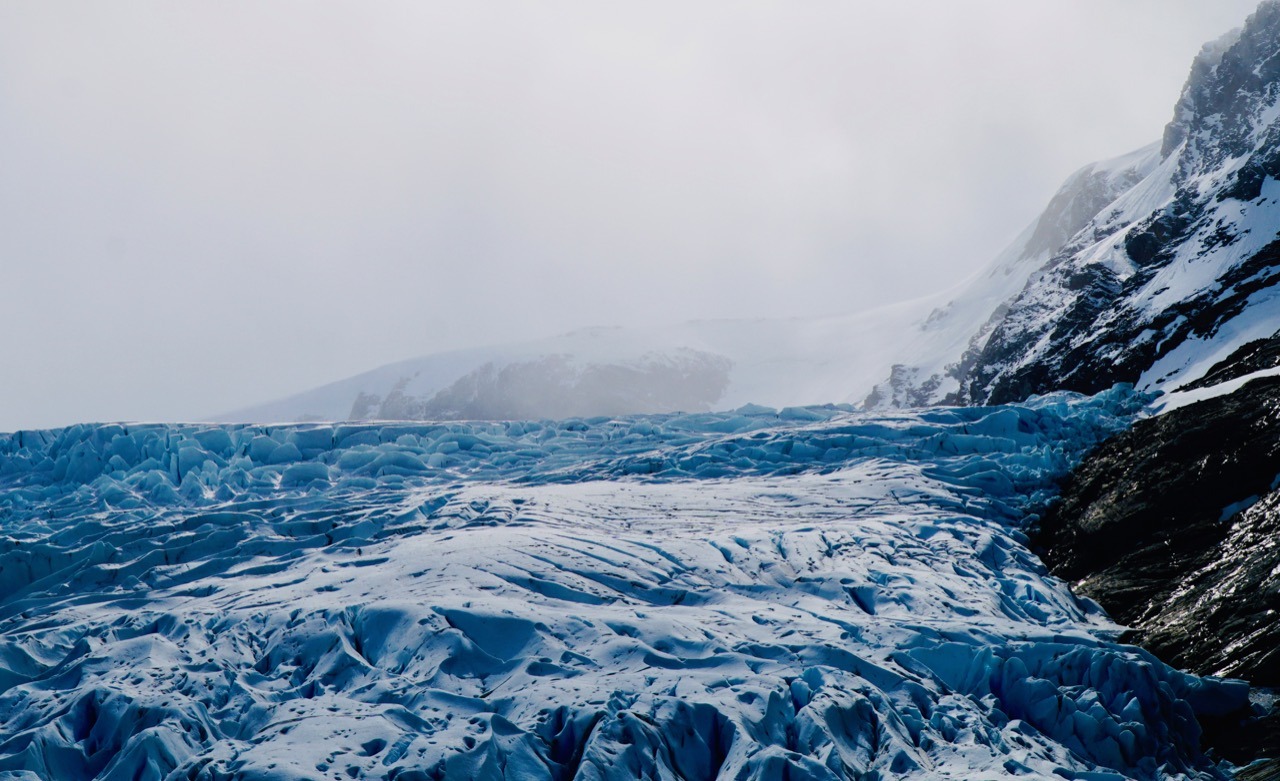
xmin=0 ymin=387 xmax=1247 ymax=780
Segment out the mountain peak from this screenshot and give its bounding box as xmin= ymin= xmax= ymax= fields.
xmin=876 ymin=0 xmax=1280 ymax=409
xmin=1162 ymin=1 xmax=1280 ymax=165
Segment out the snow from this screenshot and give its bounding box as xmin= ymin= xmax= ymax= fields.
xmin=214 ymin=135 xmax=1177 ymax=423
xmin=0 ymin=387 xmax=1247 ymax=780
xmin=1151 ymin=365 xmax=1280 ymax=414
xmin=1128 ymin=177 xmax=1280 ymax=396
xmin=864 ymin=142 xmax=1165 ymax=408
xmin=214 ymin=302 xmax=940 ymax=424
xmin=216 ymin=136 xmax=1165 ymax=423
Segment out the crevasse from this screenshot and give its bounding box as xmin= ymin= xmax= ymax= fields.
xmin=0 ymin=388 xmax=1246 ymax=780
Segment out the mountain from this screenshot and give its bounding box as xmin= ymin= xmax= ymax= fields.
xmin=216 ymin=131 xmax=1163 ymax=424
xmin=900 ymin=4 xmax=1280 ymax=406
xmin=213 ymin=305 xmax=940 ymax=423
xmin=863 ymin=143 xmax=1164 ymax=408
xmin=926 ymin=4 xmax=1280 ymax=767
xmin=222 ymin=3 xmax=1280 ymax=429
xmin=211 ymin=57 xmax=1207 ymax=426
xmin=215 ymin=139 xmax=1163 ymax=425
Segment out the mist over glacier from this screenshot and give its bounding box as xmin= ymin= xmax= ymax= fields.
xmin=0 ymin=0 xmax=1264 ymax=431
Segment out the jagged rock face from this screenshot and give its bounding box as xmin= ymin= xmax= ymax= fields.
xmin=879 ymin=1 xmax=1280 ymax=409
xmin=1037 ymin=377 xmax=1280 ymax=760
xmin=863 ymin=144 xmax=1160 ymax=410
xmin=1163 ymin=3 xmax=1280 ymax=167
xmin=1176 ymin=328 xmax=1280 ymax=390
xmin=970 ymin=232 xmax=1280 ymax=404
xmin=1039 ymin=376 xmax=1280 ymax=685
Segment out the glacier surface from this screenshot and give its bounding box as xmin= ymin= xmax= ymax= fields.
xmin=0 ymin=390 xmax=1250 ymax=780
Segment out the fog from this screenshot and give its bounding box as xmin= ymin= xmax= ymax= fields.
xmin=0 ymin=1 xmax=1263 ymax=431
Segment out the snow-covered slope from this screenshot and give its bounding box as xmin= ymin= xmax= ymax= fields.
xmin=216 ymin=303 xmax=937 ymax=424
xmin=218 ymin=133 xmax=1155 ymax=425
xmin=220 ymin=120 xmax=1168 ymax=424
xmin=933 ymin=2 xmax=1280 ymax=405
xmin=0 ymin=390 xmax=1255 ymax=779
xmin=864 ymin=144 xmax=1163 ymax=409
xmin=220 ymin=3 xmax=1280 ymax=424
xmin=219 ymin=130 xmax=1163 ymax=425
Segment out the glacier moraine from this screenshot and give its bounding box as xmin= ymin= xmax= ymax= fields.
xmin=0 ymin=390 xmax=1250 ymax=780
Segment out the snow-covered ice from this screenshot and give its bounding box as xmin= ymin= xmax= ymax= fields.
xmin=0 ymin=389 xmax=1249 ymax=780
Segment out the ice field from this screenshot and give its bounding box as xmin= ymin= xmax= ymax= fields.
xmin=0 ymin=389 xmax=1252 ymax=780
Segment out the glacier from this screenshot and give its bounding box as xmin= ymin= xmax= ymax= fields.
xmin=0 ymin=388 xmax=1253 ymax=780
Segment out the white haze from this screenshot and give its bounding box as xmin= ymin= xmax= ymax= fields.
xmin=0 ymin=0 xmax=1263 ymax=431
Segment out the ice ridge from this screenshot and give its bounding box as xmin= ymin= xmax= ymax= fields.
xmin=0 ymin=387 xmax=1248 ymax=780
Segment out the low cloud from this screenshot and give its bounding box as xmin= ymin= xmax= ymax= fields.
xmin=0 ymin=0 xmax=1262 ymax=429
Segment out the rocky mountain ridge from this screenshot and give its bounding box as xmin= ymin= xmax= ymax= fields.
xmin=893 ymin=1 xmax=1280 ymax=407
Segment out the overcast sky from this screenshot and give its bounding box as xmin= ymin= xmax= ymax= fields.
xmin=0 ymin=0 xmax=1264 ymax=430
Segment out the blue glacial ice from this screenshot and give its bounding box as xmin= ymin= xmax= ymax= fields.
xmin=0 ymin=387 xmax=1249 ymax=780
